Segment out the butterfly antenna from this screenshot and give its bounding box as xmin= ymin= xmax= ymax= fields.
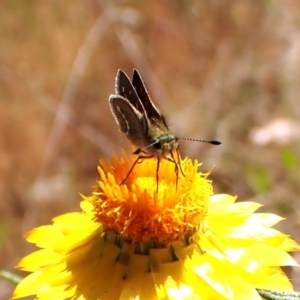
xmin=176 ymin=137 xmax=221 ymax=145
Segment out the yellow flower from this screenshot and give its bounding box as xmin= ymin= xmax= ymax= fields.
xmin=12 ymin=150 xmax=299 ymax=300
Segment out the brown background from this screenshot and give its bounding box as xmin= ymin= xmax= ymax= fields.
xmin=0 ymin=1 xmax=300 ymax=298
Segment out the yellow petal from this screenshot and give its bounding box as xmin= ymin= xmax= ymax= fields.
xmin=192 ymin=253 xmax=261 ymax=300
xmin=12 ymin=271 xmax=42 ymax=299
xmin=279 ymin=237 xmax=300 ymax=252
xmin=255 ymin=269 xmax=293 ymax=291
xmin=16 ymin=249 xmax=61 ymax=271
xmin=242 ymin=243 xmax=298 ymax=266
xmin=52 ymin=212 xmax=96 ymax=231
xmin=246 ymin=213 xmax=284 ymax=227
xmin=25 ymin=225 xmax=64 ymax=248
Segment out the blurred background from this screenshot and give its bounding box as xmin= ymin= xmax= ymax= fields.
xmin=1 ymin=1 xmax=300 ymax=298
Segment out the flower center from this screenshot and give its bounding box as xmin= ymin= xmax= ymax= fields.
xmin=90 ymin=151 xmax=213 ymax=243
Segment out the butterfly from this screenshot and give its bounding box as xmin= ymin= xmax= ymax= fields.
xmin=109 ymin=69 xmax=220 ymax=192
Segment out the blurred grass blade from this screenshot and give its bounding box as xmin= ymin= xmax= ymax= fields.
xmin=0 ymin=270 xmax=23 ymax=285
xmin=258 ymin=289 xmax=300 ymax=300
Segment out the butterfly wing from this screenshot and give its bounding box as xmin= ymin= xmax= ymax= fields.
xmin=115 ymin=70 xmax=148 ymax=133
xmin=132 ymin=69 xmax=168 ymax=129
xmin=109 ymin=95 xmax=146 ymax=145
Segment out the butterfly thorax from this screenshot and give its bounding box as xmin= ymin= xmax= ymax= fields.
xmin=142 ymin=127 xmax=179 ymax=158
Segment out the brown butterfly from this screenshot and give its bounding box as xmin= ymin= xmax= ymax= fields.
xmin=109 ymin=69 xmax=221 ymax=192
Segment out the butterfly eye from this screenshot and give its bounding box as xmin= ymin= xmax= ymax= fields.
xmin=153 ymin=140 xmax=161 ymax=150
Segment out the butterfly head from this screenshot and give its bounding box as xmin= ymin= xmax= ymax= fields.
xmin=134 ymin=133 xmax=179 ymax=159
xmin=154 ymin=134 xmax=179 ymax=157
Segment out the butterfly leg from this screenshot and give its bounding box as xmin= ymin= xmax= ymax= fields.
xmin=120 ymin=155 xmax=154 ymax=186
xmin=169 ymin=151 xmax=179 ymax=189
xmin=164 ymin=156 xmax=177 ymax=189
xmin=155 ymin=157 xmax=160 ymax=193
xmin=165 ymin=150 xmax=186 ymax=190
xmin=175 ymin=149 xmax=186 ymax=178
xmin=174 ymin=160 xmax=179 ymax=190
xmin=134 ymin=151 xmax=161 ymax=193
